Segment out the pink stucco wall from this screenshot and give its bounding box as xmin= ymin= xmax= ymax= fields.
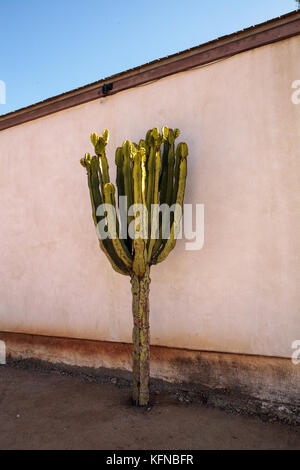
xmin=0 ymin=36 xmax=300 ymax=358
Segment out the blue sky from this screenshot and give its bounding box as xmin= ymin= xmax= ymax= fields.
xmin=0 ymin=0 xmax=298 ymax=115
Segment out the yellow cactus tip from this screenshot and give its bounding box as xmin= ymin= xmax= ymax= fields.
xmin=105 ymin=182 xmax=115 ymax=195
xmin=152 ymin=127 xmax=160 ymax=140
xmin=162 ymin=126 xmax=169 ymax=140
xmin=180 ymin=142 xmax=189 ymax=158
xmin=145 ymin=129 xmax=153 ymax=146
xmin=90 ymin=133 xmax=99 ymax=147
xmin=122 ymin=141 xmax=129 ymax=159
xmin=168 ymin=128 xmax=175 ymax=144
xmin=95 ymin=136 xmax=105 ymax=155
xmin=174 ymin=129 xmax=180 ymax=139
xmin=102 ymin=129 xmax=109 ymax=144
xmin=122 ymin=139 xmax=130 ymax=149
xmin=115 ymin=147 xmax=124 ymax=166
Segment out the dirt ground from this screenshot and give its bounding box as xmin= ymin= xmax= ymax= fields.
xmin=0 ymin=365 xmax=299 ymax=450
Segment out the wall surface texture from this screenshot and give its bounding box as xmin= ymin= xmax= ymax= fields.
xmin=0 ymin=36 xmax=300 ymax=359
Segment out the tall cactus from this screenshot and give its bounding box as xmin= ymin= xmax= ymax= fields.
xmin=80 ymin=127 xmax=188 ymax=406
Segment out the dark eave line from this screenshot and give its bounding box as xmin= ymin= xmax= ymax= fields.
xmin=1 ymin=10 xmax=300 ymax=132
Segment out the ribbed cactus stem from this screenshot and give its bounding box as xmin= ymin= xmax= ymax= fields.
xmin=115 ymin=147 xmax=125 ymax=200
xmin=80 ymin=154 xmax=129 ymax=276
xmin=123 ymin=142 xmax=134 ymax=236
xmin=103 ymin=183 xmax=133 ymax=270
xmin=147 ymin=148 xmax=161 ymax=262
xmin=146 ymin=143 xmax=155 ymax=231
xmin=153 ymin=145 xmax=188 ymax=265
xmin=131 ymin=265 xmax=151 ymax=406
xmin=132 ymin=152 xmax=146 ymax=277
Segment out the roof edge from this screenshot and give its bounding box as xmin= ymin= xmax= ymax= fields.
xmin=1 ymin=9 xmax=300 ymax=132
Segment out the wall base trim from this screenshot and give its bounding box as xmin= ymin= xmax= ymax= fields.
xmin=1 ymin=331 xmax=299 ymax=424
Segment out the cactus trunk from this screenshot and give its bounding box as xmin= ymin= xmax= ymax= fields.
xmin=131 ymin=266 xmax=151 ymax=406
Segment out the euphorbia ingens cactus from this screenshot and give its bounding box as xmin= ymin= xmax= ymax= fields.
xmin=80 ymin=127 xmax=188 ymax=406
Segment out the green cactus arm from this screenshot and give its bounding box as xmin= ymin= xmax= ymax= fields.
xmin=145 ymin=129 xmax=153 ymax=153
xmin=81 ymin=156 xmax=96 ymax=220
xmin=151 ymin=137 xmax=169 ymax=257
xmin=147 ymin=147 xmax=161 ymax=262
xmin=132 ymin=151 xmax=147 ymax=277
xmin=91 ymin=129 xmax=110 ymax=190
xmin=90 ymin=131 xmax=108 ymax=197
xmin=140 ymin=145 xmax=148 ymax=239
xmin=165 ymin=129 xmax=174 ymax=208
xmin=133 ymin=152 xmax=143 ymax=206
xmin=80 ymin=155 xmax=129 ymax=276
xmin=138 ymin=140 xmax=147 ymax=201
xmin=153 ymin=140 xmax=183 ymax=258
xmin=152 ymin=129 xmax=181 ymax=258
xmin=159 ymin=139 xmax=169 ymax=204
xmin=161 ymin=126 xmax=169 ymax=142
xmin=151 ymin=143 xmax=188 ymax=265
xmin=81 ymin=157 xmax=95 ymax=224
xmin=122 ymin=140 xmax=135 ymax=230
xmin=90 ymin=132 xmax=99 ymax=147
xmin=102 ymin=129 xmax=109 ymax=145
xmin=146 ymin=140 xmax=155 ymax=223
xmin=91 ymin=132 xmax=131 ymax=275
xmin=99 ymin=153 xmax=110 ymax=186
xmin=172 ymin=141 xmax=182 ymax=205
xmin=132 ymin=147 xmax=149 ymax=235
xmin=103 ymin=183 xmax=133 ymax=270
xmin=93 ymin=133 xmax=122 ymax=236
xmin=165 ymin=129 xmax=179 ymax=207
xmin=116 ymin=146 xmax=132 ymax=253
xmin=146 ymin=127 xmax=163 ymax=243
xmin=115 ymin=147 xmax=125 ymax=200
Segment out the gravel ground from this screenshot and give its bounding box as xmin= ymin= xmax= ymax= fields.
xmin=0 ymin=364 xmax=299 ymax=450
